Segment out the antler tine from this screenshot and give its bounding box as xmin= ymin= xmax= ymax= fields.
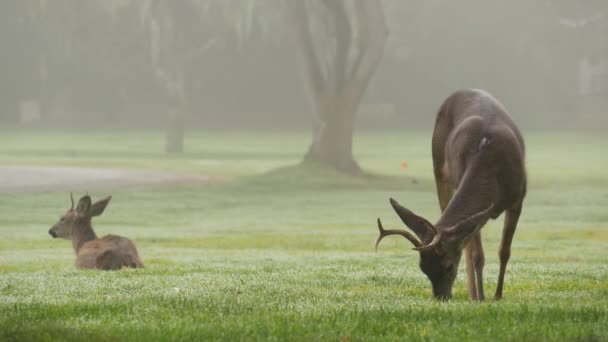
xmin=445 ymin=203 xmax=494 ymax=234
xmin=413 ymin=232 xmax=442 ymax=253
xmin=414 ymin=204 xmax=495 ymax=253
xmin=70 ymin=192 xmax=75 ymax=210
xmin=442 ymin=203 xmax=495 ymax=242
xmin=375 ymin=218 xmax=422 ymax=251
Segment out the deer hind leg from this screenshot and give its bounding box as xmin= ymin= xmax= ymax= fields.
xmin=465 ymin=232 xmax=485 ymax=301
xmin=464 ymin=242 xmax=477 ymax=301
xmin=96 ymin=249 xmax=122 ymax=270
xmin=472 ymin=232 xmax=485 ymax=300
xmin=435 ymin=163 xmax=453 ymax=212
xmin=495 ymin=202 xmax=522 ymax=300
xmin=436 ymin=181 xmax=453 ymax=213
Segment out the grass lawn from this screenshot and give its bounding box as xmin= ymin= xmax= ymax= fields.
xmin=0 ymin=129 xmax=607 ymax=341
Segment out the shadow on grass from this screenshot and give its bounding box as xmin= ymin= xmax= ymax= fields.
xmin=227 ymin=162 xmax=432 ymax=193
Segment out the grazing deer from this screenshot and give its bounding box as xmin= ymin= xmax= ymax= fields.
xmin=376 ymin=89 xmax=526 ymax=301
xmin=49 ymin=194 xmax=144 ymax=270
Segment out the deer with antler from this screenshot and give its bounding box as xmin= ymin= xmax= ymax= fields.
xmin=376 ymin=89 xmax=526 ymax=301
xmin=49 ymin=194 xmax=144 ymax=270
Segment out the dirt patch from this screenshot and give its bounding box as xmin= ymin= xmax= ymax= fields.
xmin=0 ymin=166 xmax=220 ymax=194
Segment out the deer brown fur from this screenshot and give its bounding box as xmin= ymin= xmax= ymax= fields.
xmin=376 ymin=89 xmax=526 ymax=301
xmin=49 ymin=194 xmax=144 ymax=270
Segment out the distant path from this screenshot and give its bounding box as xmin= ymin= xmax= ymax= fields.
xmin=0 ymin=166 xmax=218 ymax=194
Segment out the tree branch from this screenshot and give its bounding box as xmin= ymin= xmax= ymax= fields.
xmin=288 ymin=0 xmax=326 ymax=102
xmin=322 ymin=0 xmax=352 ymax=93
xmin=348 ymin=0 xmax=388 ymax=86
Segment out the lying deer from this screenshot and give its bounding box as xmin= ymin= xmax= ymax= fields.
xmin=49 ymin=194 xmax=144 ymax=270
xmin=376 ymin=89 xmax=526 ymax=301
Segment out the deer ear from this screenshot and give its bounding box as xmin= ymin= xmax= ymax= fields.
xmin=90 ymin=196 xmax=112 ymax=217
xmin=444 ymin=204 xmax=494 ymax=244
xmin=389 ymin=198 xmax=437 ymax=242
xmin=76 ymin=195 xmax=92 ymax=217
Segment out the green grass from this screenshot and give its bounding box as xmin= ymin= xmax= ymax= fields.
xmin=0 ymin=129 xmax=607 ymax=341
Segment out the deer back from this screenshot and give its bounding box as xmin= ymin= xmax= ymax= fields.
xmin=433 ymin=89 xmax=526 ymax=223
xmin=76 ymin=235 xmax=144 ymax=270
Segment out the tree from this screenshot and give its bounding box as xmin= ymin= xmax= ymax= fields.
xmin=0 ymin=1 xmax=39 ymax=123
xmin=139 ymin=0 xmax=272 ymax=153
xmin=142 ymin=1 xmax=198 ymax=153
xmin=288 ymin=0 xmax=388 ymax=174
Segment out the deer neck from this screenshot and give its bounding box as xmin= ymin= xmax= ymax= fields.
xmin=436 ymin=164 xmax=496 ymax=230
xmin=71 ymin=221 xmax=97 ymax=253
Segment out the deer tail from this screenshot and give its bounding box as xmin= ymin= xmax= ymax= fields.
xmin=479 ymin=136 xmax=491 ymax=151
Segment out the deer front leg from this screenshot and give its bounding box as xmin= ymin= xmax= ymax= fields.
xmin=495 ymin=202 xmax=522 ymax=300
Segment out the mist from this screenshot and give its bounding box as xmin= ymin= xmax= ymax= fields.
xmin=2 ymin=1 xmax=608 ymax=340
xmin=1 ymin=1 xmax=606 ymax=134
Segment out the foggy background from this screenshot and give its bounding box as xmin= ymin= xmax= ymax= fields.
xmin=1 ymin=0 xmax=606 ymax=132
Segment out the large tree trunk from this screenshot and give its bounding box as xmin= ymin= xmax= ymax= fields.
xmin=148 ymin=1 xmax=188 ymax=154
xmin=164 ymin=74 xmax=187 ymax=154
xmin=165 ymin=106 xmax=184 ymax=154
xmin=290 ymin=0 xmax=387 ymax=175
xmin=305 ymin=95 xmax=360 ymax=173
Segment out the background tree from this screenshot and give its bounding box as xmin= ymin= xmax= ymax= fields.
xmin=142 ymin=1 xmax=198 ymax=153
xmin=140 ymin=0 xmax=273 ymax=153
xmin=288 ymin=0 xmax=388 ymax=174
xmin=0 ymin=0 xmax=605 ymax=132
xmin=0 ymin=1 xmax=38 ymax=123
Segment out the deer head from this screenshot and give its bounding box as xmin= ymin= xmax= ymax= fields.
xmin=375 ymin=198 xmax=493 ymax=300
xmin=49 ymin=193 xmax=112 ymax=239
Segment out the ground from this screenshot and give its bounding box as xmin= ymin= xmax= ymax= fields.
xmin=0 ymin=165 xmax=214 ymax=193
xmin=0 ymin=130 xmax=607 ymax=341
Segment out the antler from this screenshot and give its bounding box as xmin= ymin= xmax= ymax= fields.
xmin=375 ymin=218 xmax=422 ymax=251
xmin=415 ymin=204 xmax=495 ymax=252
xmin=413 ymin=232 xmax=443 ymax=253
xmin=443 ymin=204 xmax=495 ymax=241
xmin=70 ymin=192 xmax=75 ymax=210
